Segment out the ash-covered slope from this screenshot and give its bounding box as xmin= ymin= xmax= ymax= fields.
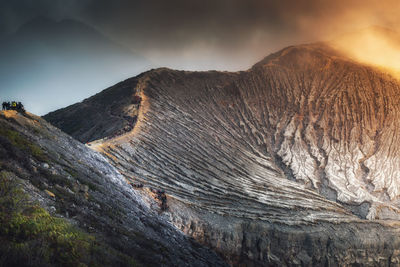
xmin=250 ymin=44 xmax=400 ymax=219
xmin=44 ymin=75 xmax=144 ymax=143
xmin=45 ymin=43 xmax=400 ymax=265
xmin=0 ymin=110 xmax=227 ymax=266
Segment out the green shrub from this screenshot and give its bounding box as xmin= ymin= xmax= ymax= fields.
xmin=0 ymin=172 xmax=137 ymax=267
xmin=0 ymin=172 xmax=29 ymax=215
xmin=0 ymin=127 xmax=47 ymax=162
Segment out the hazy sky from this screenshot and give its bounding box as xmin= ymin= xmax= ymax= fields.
xmin=1 ymin=0 xmax=400 ymax=114
xmin=2 ymin=0 xmax=400 ymax=69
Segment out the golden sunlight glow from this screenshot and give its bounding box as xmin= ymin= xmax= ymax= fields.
xmin=331 ymin=27 xmax=400 ymax=77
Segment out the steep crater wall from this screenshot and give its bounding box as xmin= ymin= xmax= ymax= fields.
xmin=1 ymin=110 xmax=227 ymax=266
xmin=45 ymin=44 xmax=400 ymax=265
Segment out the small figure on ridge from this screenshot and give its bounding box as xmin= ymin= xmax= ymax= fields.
xmin=1 ymin=101 xmax=25 ymax=112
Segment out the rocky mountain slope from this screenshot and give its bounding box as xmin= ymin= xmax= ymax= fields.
xmin=45 ymin=43 xmax=400 ymax=265
xmin=0 ymin=110 xmax=227 ymax=266
xmin=44 ymin=74 xmax=144 ymax=143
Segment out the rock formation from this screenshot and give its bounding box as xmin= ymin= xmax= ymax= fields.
xmin=0 ymin=110 xmax=227 ymax=266
xmin=45 ymin=75 xmax=144 ymax=143
xmin=45 ymin=43 xmax=400 ymax=265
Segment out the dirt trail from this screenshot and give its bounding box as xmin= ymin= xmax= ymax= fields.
xmin=89 ymin=76 xmax=150 ymax=154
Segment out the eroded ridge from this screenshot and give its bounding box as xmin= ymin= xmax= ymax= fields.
xmin=43 ymin=43 xmax=400 ymax=265
xmin=90 ymin=44 xmax=400 ymax=222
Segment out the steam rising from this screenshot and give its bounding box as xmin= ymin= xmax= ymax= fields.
xmin=330 ymin=27 xmax=400 ymax=77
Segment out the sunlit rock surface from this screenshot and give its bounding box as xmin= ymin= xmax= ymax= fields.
xmin=45 ymin=43 xmax=400 ymax=265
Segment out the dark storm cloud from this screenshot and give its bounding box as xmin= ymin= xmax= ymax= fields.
xmin=2 ymin=0 xmax=400 ymax=115
xmin=80 ymin=0 xmax=303 ymax=51
xmin=76 ymin=0 xmax=400 ymax=50
xmin=0 ymin=0 xmax=90 ymax=34
xmin=2 ymin=0 xmax=400 ymax=53
xmin=0 ymin=0 xmax=334 ymax=70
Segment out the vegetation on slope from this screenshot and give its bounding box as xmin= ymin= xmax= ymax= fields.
xmin=0 ymin=127 xmax=47 ymax=162
xmin=0 ymin=172 xmax=137 ymax=267
xmin=0 ymin=118 xmax=138 ymax=267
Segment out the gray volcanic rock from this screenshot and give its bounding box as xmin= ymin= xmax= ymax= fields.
xmin=0 ymin=110 xmax=227 ymax=266
xmin=45 ymin=43 xmax=400 ymax=265
xmin=44 ymin=75 xmax=144 ymax=143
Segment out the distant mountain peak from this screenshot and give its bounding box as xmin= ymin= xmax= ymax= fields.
xmin=16 ymin=16 xmax=101 ymax=39
xmin=17 ymin=16 xmax=58 ymax=33
xmin=0 ymin=16 xmax=150 ymax=115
